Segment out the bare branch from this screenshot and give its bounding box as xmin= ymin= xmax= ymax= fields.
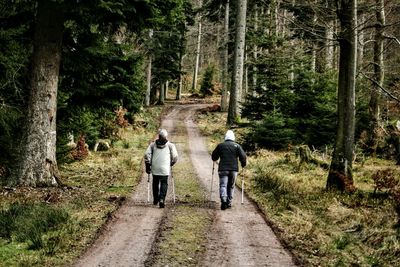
xmin=359 ymin=72 xmax=400 ymax=103
xmin=384 ymin=35 xmax=400 ymax=45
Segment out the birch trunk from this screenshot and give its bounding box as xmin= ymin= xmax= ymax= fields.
xmin=16 ymin=0 xmax=64 ymax=186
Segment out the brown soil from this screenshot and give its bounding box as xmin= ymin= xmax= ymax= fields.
xmin=73 ymin=104 xmax=297 ymax=267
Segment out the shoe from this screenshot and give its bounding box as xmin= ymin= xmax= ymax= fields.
xmin=153 ymin=199 xmax=159 ymax=205
xmin=227 ymin=202 xmax=232 ymax=208
xmin=221 ymin=202 xmax=227 ymax=210
xmin=159 ymin=200 xmax=165 ymax=208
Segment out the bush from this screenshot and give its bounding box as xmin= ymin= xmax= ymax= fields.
xmin=245 ymin=112 xmax=296 ymax=150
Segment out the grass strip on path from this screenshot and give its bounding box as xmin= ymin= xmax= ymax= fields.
xmin=145 ymin=120 xmax=213 ymax=267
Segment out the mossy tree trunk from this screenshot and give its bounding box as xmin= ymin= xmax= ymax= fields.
xmin=16 ymin=0 xmax=64 ymax=186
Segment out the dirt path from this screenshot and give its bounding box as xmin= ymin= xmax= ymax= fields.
xmin=74 ymin=104 xmax=296 ymax=267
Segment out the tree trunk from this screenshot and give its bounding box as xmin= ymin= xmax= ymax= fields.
xmin=145 ymin=57 xmax=152 ymax=106
xmin=327 ymin=0 xmax=357 ymax=192
xmin=16 ymin=0 xmax=64 ymax=186
xmin=252 ymin=4 xmax=258 ymax=96
xmin=367 ymin=0 xmax=385 ymax=156
xmin=176 ymin=53 xmax=184 ymax=100
xmin=311 ymin=42 xmax=317 ymax=73
xmin=192 ymin=5 xmax=202 ymax=93
xmin=227 ymin=0 xmax=247 ymax=125
xmin=220 ymin=0 xmax=230 ymax=112
xmin=159 ymin=83 xmax=165 ymax=105
xmin=165 ymin=81 xmax=169 ymax=100
xmin=145 ymin=30 xmax=153 ymax=107
xmin=357 ymin=12 xmax=365 ymax=69
xmin=325 ymin=0 xmax=335 ymax=70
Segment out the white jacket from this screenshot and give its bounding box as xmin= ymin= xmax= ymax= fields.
xmin=144 ymin=141 xmax=178 ymax=176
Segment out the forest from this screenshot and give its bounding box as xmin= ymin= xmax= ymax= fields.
xmin=1 ymin=0 xmax=400 ymax=266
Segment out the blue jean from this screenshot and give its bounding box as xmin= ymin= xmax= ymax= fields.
xmin=152 ymin=175 xmax=168 ymax=202
xmin=218 ymin=171 xmax=237 ymax=203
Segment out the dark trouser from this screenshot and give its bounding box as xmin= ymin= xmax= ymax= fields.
xmin=152 ymin=175 xmax=169 ymax=202
xmin=218 ymin=171 xmax=237 ymax=204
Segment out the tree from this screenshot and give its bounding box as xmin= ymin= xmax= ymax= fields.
xmin=367 ymin=0 xmax=385 ymax=155
xmin=221 ymin=0 xmax=230 ymax=111
xmin=145 ymin=30 xmax=153 ymax=107
xmin=16 ymin=0 xmax=64 ymax=186
xmin=192 ymin=0 xmax=203 ymax=92
xmin=326 ymin=0 xmax=358 ymax=192
xmin=227 ymin=0 xmax=247 ymax=125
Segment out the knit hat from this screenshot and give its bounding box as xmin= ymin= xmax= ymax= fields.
xmin=224 ymin=130 xmax=235 ymax=141
xmin=158 ymin=128 xmax=168 ymax=139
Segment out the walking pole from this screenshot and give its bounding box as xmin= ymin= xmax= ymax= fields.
xmin=241 ymin=169 xmax=244 ymax=205
xmin=147 ymin=173 xmax=150 ymax=203
xmin=210 ymin=162 xmax=215 ymax=202
xmin=171 ymin=168 xmax=176 ymax=204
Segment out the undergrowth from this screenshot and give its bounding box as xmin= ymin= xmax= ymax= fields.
xmin=0 ymin=106 xmax=162 ymax=267
xmin=197 ymin=108 xmax=400 ymax=267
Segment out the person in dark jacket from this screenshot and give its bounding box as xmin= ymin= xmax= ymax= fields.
xmin=211 ymin=130 xmax=246 ymax=210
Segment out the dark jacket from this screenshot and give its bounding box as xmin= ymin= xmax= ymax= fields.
xmin=211 ymin=140 xmax=246 ymax=171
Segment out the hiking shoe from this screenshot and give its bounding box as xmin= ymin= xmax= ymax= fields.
xmin=159 ymin=201 xmax=165 ymax=208
xmin=221 ymin=202 xmax=227 ymax=210
xmin=153 ymin=199 xmax=159 ymax=205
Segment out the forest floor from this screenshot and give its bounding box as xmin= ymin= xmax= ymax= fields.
xmin=73 ymin=102 xmax=297 ymax=266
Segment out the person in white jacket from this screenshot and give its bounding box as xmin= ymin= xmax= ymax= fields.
xmin=144 ymin=129 xmax=178 ymax=208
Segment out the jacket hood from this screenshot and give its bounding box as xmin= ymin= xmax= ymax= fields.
xmin=224 ymin=130 xmax=235 ymax=141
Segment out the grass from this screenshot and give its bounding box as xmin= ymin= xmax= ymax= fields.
xmin=0 ymin=106 xmax=162 ymax=267
xmin=196 ymin=109 xmax=400 ymax=267
xmin=149 ymin=206 xmax=212 ymax=267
